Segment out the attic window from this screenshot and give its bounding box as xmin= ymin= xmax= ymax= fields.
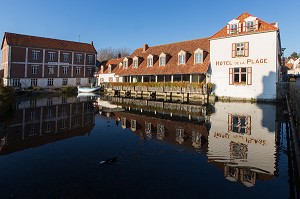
xmin=133 ymin=57 xmax=139 ymax=68
xmin=100 ymin=66 xmax=103 ymax=73
xmin=246 ymin=21 xmax=255 ymax=32
xmin=178 ymin=51 xmax=186 ymax=65
xmin=123 ymin=60 xmax=128 ymax=69
xmin=147 ymin=55 xmax=153 ymax=67
xmin=159 ymin=54 xmax=166 ymax=66
xmin=230 ymin=24 xmax=238 ymax=34
xmin=108 ymin=65 xmax=112 ymax=73
xmin=194 ymin=49 xmax=203 ymax=64
xmin=244 ymin=16 xmax=258 ymax=32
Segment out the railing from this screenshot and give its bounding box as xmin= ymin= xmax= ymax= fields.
xmin=108 ymin=82 xmax=209 ymax=94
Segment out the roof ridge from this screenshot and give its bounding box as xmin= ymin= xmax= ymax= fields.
xmin=5 ymin=32 xmax=93 ymax=46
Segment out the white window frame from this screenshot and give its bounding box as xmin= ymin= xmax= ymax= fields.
xmin=236 ymin=43 xmax=245 ymax=57
xmin=31 ymin=78 xmax=37 ymax=87
xmin=87 ymin=67 xmax=93 ymax=75
xmin=133 ymin=58 xmax=138 ymax=68
xmin=88 ymin=55 xmax=93 ymax=63
xmin=47 ymin=78 xmax=54 ymax=86
xmin=230 ymin=23 xmax=238 ymax=34
xmin=194 ymin=49 xmax=203 ymax=64
xmin=123 ymin=60 xmax=128 ymax=69
xmin=63 ymin=53 xmax=70 ymax=62
xmin=32 ymin=50 xmax=39 ymax=60
xmin=246 ymin=21 xmax=255 ymax=32
xmin=12 ymin=79 xmax=20 ymax=87
xmin=49 ymin=52 xmax=55 ymax=61
xmin=147 ymin=55 xmax=153 ymax=67
xmin=108 ymin=65 xmax=112 ymax=73
xmin=76 ymin=67 xmax=81 ymax=75
xmin=159 ymin=54 xmax=166 ymax=66
xmin=178 ymin=51 xmax=186 ymax=65
xmin=48 ymin=66 xmax=54 ymax=75
xmin=31 ymin=65 xmax=38 ymax=74
xmin=76 ymin=54 xmax=82 ymax=62
xmin=63 ymin=66 xmax=68 ymax=74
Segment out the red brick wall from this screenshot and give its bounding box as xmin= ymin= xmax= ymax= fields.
xmin=11 ymin=47 xmax=26 ymax=62
xmin=45 ymin=50 xmax=59 ymax=63
xmin=59 ymin=51 xmax=72 ymax=63
xmin=27 ymin=64 xmax=42 ymax=78
xmin=10 ymin=64 xmax=25 ymax=78
xmin=28 ymin=48 xmax=43 ymax=63
xmin=44 ymin=65 xmax=58 ymax=78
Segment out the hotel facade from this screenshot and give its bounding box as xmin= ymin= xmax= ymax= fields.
xmin=1 ymin=32 xmax=97 ymax=88
xmin=98 ymin=12 xmax=282 ymax=100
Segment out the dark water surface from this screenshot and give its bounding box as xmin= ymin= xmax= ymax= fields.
xmin=0 ymin=95 xmax=292 ymax=198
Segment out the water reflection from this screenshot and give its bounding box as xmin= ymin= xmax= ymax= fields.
xmin=208 ymin=102 xmax=277 ymax=187
xmin=0 ymin=96 xmax=95 ymax=155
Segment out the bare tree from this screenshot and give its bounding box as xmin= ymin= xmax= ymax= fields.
xmin=97 ymin=47 xmax=132 ymax=61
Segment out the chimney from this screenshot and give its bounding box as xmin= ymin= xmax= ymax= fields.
xmin=91 ymin=41 xmax=94 ymax=45
xmin=143 ymin=44 xmax=149 ymax=53
xmin=118 ymin=52 xmax=121 ymax=59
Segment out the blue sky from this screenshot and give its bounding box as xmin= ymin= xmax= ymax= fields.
xmin=0 ymin=0 xmax=298 ymax=57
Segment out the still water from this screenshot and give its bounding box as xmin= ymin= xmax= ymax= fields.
xmin=0 ymin=95 xmax=292 ymax=198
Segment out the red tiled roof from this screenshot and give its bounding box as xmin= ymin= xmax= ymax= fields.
xmin=211 ymin=12 xmax=278 ymax=39
xmin=285 ymin=63 xmax=293 ymax=69
xmin=1 ymin=32 xmax=97 ymax=53
xmin=101 ymin=38 xmax=210 ymax=76
xmin=101 ymin=57 xmax=125 ymax=74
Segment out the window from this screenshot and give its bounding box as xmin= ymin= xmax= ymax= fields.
xmin=63 ymin=66 xmax=68 ymax=74
xmin=31 ymin=65 xmax=38 ymax=74
xmin=230 ymin=24 xmax=238 ymax=34
xmin=76 ymin=54 xmax=82 ymax=62
xmin=28 ymin=126 xmax=36 ymax=136
xmin=63 ymin=53 xmax=70 ymax=62
xmin=49 ymin=52 xmax=55 ymax=61
xmin=62 ymin=97 xmax=67 ymax=104
xmin=116 ymin=77 xmax=119 ymax=82
xmin=30 ymin=111 xmax=36 ymax=120
xmin=45 ymin=122 xmax=52 ymax=133
xmin=31 ymin=79 xmax=37 ymax=87
xmin=229 ymin=67 xmax=252 ymax=85
xmin=47 ymin=98 xmax=53 ymax=106
xmin=147 ymin=55 xmax=153 ymax=67
xmin=88 ymin=77 xmax=93 ymax=83
xmin=62 ymin=78 xmax=68 ymax=85
xmin=228 ymin=114 xmax=251 ymax=135
xmin=159 ymin=55 xmax=166 ymax=66
xmin=232 ymin=42 xmax=249 ymax=58
xmin=246 ymin=21 xmax=255 ymax=32
xmin=47 ymin=109 xmax=52 ymax=118
xmin=178 ymin=51 xmax=186 ymax=65
xmin=74 ymin=117 xmax=79 ymax=127
xmin=12 ymin=79 xmax=20 ymax=87
xmin=88 ymin=55 xmax=93 ymax=63
xmin=32 ymin=50 xmax=39 ymax=60
xmin=123 ymin=61 xmax=128 ymax=69
xmin=48 ymin=66 xmax=54 ymax=75
xmin=133 ymin=59 xmax=138 ymax=68
xmin=30 ymin=99 xmax=36 ymax=107
xmin=176 ymin=127 xmax=185 ymax=144
xmin=100 ymin=66 xmax=104 ymax=73
xmin=87 ymin=67 xmax=93 ymax=75
xmin=47 ymin=78 xmax=53 ymax=86
xmin=194 ymin=49 xmax=203 ymax=64
xmin=76 ymin=67 xmax=81 ymax=75
xmin=61 ymin=107 xmax=67 ymax=116
xmin=108 ymin=65 xmax=112 ymax=73
xmin=61 ymin=119 xmax=67 ymax=129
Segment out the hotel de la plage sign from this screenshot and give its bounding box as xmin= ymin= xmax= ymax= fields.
xmin=215 ymin=58 xmax=268 ymax=66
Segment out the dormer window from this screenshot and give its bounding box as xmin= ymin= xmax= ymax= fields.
xmin=178 ymin=50 xmax=186 ymax=65
xmin=147 ymin=55 xmax=153 ymax=67
xmin=123 ymin=58 xmax=128 ymax=69
xmin=227 ymin=19 xmax=241 ymax=35
xmin=108 ymin=65 xmax=112 ymax=73
xmin=230 ymin=24 xmax=238 ymax=34
xmin=244 ymin=16 xmax=258 ymax=32
xmin=159 ymin=53 xmax=166 ymax=66
xmin=194 ymin=49 xmax=203 ymax=64
xmin=100 ymin=66 xmax=103 ymax=73
xmin=133 ymin=57 xmax=139 ymax=68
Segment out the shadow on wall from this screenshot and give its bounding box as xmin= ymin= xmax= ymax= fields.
xmin=256 ymin=71 xmax=277 ymax=132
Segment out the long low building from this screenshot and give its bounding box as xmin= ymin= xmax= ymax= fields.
xmin=1 ymin=32 xmax=97 ymax=88
xmin=97 ymin=12 xmax=282 ymax=100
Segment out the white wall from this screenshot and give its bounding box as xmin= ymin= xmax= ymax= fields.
xmin=210 ymin=31 xmax=278 ymax=100
xmin=207 ymin=102 xmax=276 ymax=174
xmin=97 ymin=73 xmax=116 ymax=85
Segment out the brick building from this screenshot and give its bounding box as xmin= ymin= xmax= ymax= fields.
xmin=1 ymin=32 xmax=97 ymax=88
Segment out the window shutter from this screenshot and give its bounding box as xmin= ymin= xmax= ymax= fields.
xmin=255 ymin=19 xmax=259 ymax=31
xmin=228 ymin=114 xmax=233 ymax=131
xmin=227 ymin=24 xmax=230 ymax=34
xmin=229 ymin=68 xmax=234 ymax=85
xmin=242 ymin=22 xmax=246 ymax=32
xmin=247 ymin=67 xmax=252 ymax=85
xmin=232 ymin=43 xmax=236 ymax=58
xmin=238 ymin=23 xmax=242 ymax=33
xmin=244 ymin=42 xmax=249 ymax=57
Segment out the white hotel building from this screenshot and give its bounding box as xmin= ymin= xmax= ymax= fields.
xmin=97 ymin=12 xmax=282 ymax=101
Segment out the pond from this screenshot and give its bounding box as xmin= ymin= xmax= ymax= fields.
xmin=0 ymin=95 xmax=293 ymax=198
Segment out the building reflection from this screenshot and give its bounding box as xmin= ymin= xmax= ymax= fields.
xmin=0 ymin=96 xmax=95 ymax=155
xmin=208 ymin=102 xmax=277 ymax=187
xmin=97 ymin=97 xmax=278 ymax=187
